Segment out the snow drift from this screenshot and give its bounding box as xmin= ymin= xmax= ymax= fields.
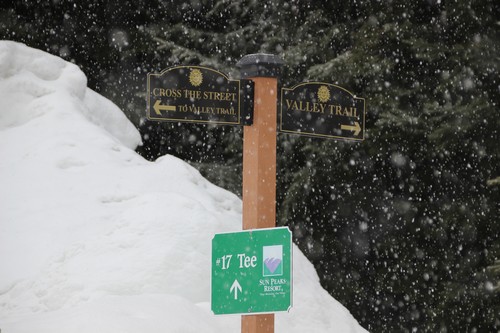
xmin=0 ymin=41 xmax=367 ymax=332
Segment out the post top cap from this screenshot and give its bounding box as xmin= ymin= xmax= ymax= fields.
xmin=236 ymin=53 xmax=284 ymax=78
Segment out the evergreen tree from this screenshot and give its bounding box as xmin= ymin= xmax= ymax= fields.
xmin=277 ymin=0 xmax=500 ymax=331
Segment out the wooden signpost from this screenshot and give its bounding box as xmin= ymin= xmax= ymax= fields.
xmin=147 ymin=58 xmax=285 ymax=333
xmin=236 ymin=54 xmax=284 ymax=333
xmin=147 ymin=54 xmax=365 ymax=333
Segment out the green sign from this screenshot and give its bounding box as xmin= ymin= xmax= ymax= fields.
xmin=211 ymin=227 xmax=292 ymax=315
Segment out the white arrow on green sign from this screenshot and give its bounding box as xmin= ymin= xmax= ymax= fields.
xmin=230 ymin=279 xmax=242 ymax=300
xmin=211 ymin=227 xmax=293 ymax=315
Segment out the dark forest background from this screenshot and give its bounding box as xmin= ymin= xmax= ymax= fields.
xmin=2 ymin=0 xmax=499 ymax=331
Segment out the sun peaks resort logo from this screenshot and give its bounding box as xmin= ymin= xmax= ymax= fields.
xmin=189 ymin=68 xmax=203 ymax=87
xmin=317 ymin=85 xmax=330 ymax=103
xmin=263 ymin=245 xmax=283 ymax=277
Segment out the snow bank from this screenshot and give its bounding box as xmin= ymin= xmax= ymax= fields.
xmin=0 ymin=41 xmax=367 ymax=332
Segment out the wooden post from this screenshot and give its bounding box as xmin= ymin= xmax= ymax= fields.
xmin=237 ymin=54 xmax=283 ymax=333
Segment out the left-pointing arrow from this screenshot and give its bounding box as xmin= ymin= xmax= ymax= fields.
xmin=153 ymin=100 xmax=176 ymax=115
xmin=230 ymin=279 xmax=242 ymax=300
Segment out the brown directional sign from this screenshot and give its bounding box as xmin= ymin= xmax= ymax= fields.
xmin=147 ymin=66 xmax=254 ymax=125
xmin=280 ymin=82 xmax=365 ymax=141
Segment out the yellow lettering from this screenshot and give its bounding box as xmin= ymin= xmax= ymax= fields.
xmin=152 ymin=88 xmax=162 ymax=96
xmin=319 ymin=103 xmax=326 ymax=113
xmin=335 ymin=105 xmax=342 ymax=115
xmin=286 ymin=99 xmax=326 ymax=113
xmin=152 ymin=88 xmax=183 ymax=98
xmin=200 ymin=91 xmax=237 ymax=101
xmin=184 ymin=89 xmax=201 ymax=100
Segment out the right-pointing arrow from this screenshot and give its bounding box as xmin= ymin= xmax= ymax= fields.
xmin=230 ymin=279 xmax=242 ymax=300
xmin=341 ymin=121 xmax=361 ymax=136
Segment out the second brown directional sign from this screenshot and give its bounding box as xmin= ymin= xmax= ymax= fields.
xmin=280 ymin=82 xmax=365 ymax=141
xmin=147 ymin=66 xmax=254 ymax=126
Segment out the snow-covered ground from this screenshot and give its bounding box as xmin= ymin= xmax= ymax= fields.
xmin=0 ymin=41 xmax=367 ymax=332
